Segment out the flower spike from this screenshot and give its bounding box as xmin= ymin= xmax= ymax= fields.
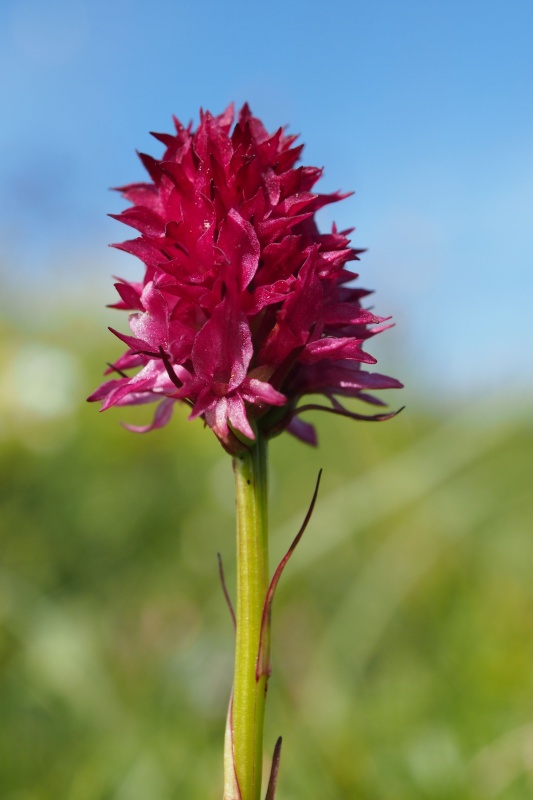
xmin=89 ymin=105 xmax=402 ymax=452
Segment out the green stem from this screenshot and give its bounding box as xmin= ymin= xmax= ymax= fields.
xmin=229 ymin=435 xmax=269 ymax=800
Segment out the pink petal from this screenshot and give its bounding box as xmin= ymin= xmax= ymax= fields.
xmin=112 ymin=280 xmax=144 ymax=311
xmin=286 ymin=416 xmax=318 ymax=446
xmin=192 ymin=296 xmax=252 ymax=392
xmin=123 ymin=398 xmax=175 ymax=433
xmin=323 ymin=304 xmax=384 ymax=326
xmin=294 ymin=363 xmax=404 ymax=394
xmin=108 ymin=327 xmax=155 ymax=355
xmin=241 ymin=378 xmax=286 ymax=407
xmin=129 ymin=283 xmax=170 ymax=348
xmin=110 ymin=207 xmax=165 ymax=237
xmin=227 ymin=395 xmax=255 ymax=440
xmin=216 ymin=208 xmax=260 ymax=290
xmin=87 ymin=377 xmax=127 ymax=403
xmin=300 ymin=337 xmax=377 ymax=365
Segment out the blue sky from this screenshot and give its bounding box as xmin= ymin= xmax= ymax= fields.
xmin=1 ymin=0 xmax=532 ymax=402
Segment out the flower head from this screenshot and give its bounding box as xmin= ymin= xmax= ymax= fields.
xmin=89 ymin=104 xmax=402 ymax=452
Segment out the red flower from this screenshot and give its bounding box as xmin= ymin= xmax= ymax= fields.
xmin=89 ymin=104 xmax=402 ymax=452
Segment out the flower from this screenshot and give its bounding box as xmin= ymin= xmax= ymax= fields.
xmin=88 ymin=104 xmax=402 ymax=453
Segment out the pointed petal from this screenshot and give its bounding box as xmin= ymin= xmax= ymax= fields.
xmin=241 ymin=378 xmax=286 ymax=407
xmin=192 ymin=297 xmax=252 ymax=391
xmin=286 ymin=416 xmax=318 ymax=446
xmin=108 ymin=327 xmax=157 ymax=356
xmin=123 ymin=398 xmax=175 ymax=432
xmin=292 ymin=363 xmax=404 ymax=396
xmin=227 ymin=395 xmax=255 ymax=441
xmin=300 ymin=337 xmax=377 ymax=365
xmin=217 ymin=208 xmax=260 ymax=290
xmin=323 ymin=304 xmax=385 ymax=326
xmin=111 ymin=280 xmax=144 ymax=311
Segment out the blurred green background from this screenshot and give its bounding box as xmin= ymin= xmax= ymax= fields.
xmin=1 ymin=313 xmax=532 ymax=799
xmin=2 ymin=0 xmax=533 ymax=796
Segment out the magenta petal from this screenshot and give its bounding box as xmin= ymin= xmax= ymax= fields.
xmin=123 ymin=398 xmax=175 ymax=432
xmin=192 ymin=297 xmax=252 ymax=392
xmin=300 ymin=337 xmax=377 ymax=365
xmin=227 ymin=394 xmax=255 ymax=440
xmin=112 ymin=280 xmax=144 ymax=310
xmin=293 ymin=363 xmax=404 ymax=395
xmin=323 ymin=304 xmax=384 ymax=326
xmin=241 ymin=378 xmax=286 ymax=407
xmin=87 ymin=377 xmax=127 ymax=403
xmin=99 ymin=379 xmax=157 ymax=410
xmin=104 ymin=351 xmax=144 ymax=374
xmin=217 ymin=208 xmax=260 ymax=290
xmin=129 ymin=286 xmax=169 ymax=347
xmin=99 ymin=360 xmax=174 ymax=410
xmin=110 ymin=207 xmax=166 ymax=237
xmin=286 ymin=416 xmax=318 ymax=446
xmin=114 ymin=181 xmax=159 ymax=210
xmin=257 ymin=212 xmax=314 ymax=240
xmin=109 ymin=327 xmax=156 ymax=355
xmin=188 ymin=385 xmax=216 ymax=421
xmin=206 ymin=397 xmax=230 ymax=442
xmin=112 ymin=237 xmax=165 ymax=269
xmin=259 ymin=252 xmax=323 ymax=365
xmin=114 ymin=391 xmax=166 ymax=407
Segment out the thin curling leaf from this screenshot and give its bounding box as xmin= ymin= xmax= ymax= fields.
xmin=264 ymin=737 xmax=282 ymax=800
xmin=217 ymin=553 xmax=236 ymax=631
xmin=256 ymin=470 xmax=323 ymax=680
xmin=294 ymin=401 xmax=405 ymax=424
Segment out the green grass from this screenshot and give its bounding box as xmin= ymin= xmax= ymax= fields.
xmin=1 ymin=321 xmax=532 ymax=798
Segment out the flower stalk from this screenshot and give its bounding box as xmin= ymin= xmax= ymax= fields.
xmin=229 ymin=433 xmax=270 ymax=800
